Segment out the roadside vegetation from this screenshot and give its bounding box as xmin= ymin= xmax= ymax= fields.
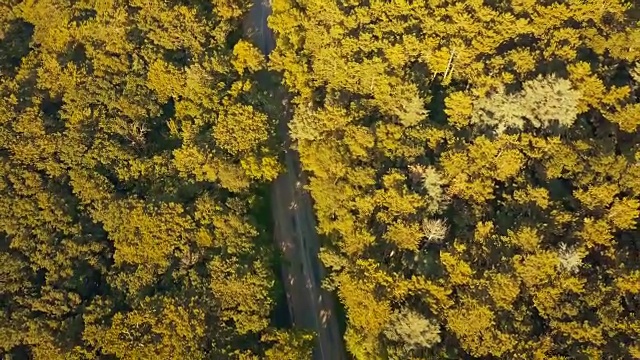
xmin=0 ymin=0 xmax=312 ymax=358
xmin=2 ymin=0 xmax=640 ymax=359
xmin=270 ymin=0 xmax=640 ymax=358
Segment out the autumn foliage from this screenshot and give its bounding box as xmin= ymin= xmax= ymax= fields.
xmin=270 ymin=0 xmax=640 ymax=358
xmin=0 ymin=0 xmax=310 ymax=358
xmin=2 ymin=0 xmax=640 ymax=358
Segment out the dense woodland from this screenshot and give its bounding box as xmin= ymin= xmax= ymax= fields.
xmin=270 ymin=0 xmax=640 ymax=359
xmin=0 ymin=0 xmax=313 ymax=358
xmin=1 ymin=0 xmax=640 ymax=359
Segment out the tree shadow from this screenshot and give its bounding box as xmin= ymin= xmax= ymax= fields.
xmin=0 ymin=19 xmax=35 ymax=75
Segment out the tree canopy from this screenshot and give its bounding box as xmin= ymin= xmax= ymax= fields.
xmin=270 ymin=0 xmax=640 ymax=358
xmin=2 ymin=0 xmax=640 ymax=358
xmin=0 ymin=0 xmax=311 ymax=358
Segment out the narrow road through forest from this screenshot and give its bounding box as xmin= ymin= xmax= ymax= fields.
xmin=243 ymin=1 xmax=346 ymax=359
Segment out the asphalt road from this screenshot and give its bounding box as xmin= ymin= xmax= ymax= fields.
xmin=243 ymin=1 xmax=346 ymax=359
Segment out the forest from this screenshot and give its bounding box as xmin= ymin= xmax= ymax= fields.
xmin=0 ymin=0 xmax=311 ymax=358
xmin=269 ymin=0 xmax=640 ymax=358
xmin=1 ymin=0 xmax=640 ymax=359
